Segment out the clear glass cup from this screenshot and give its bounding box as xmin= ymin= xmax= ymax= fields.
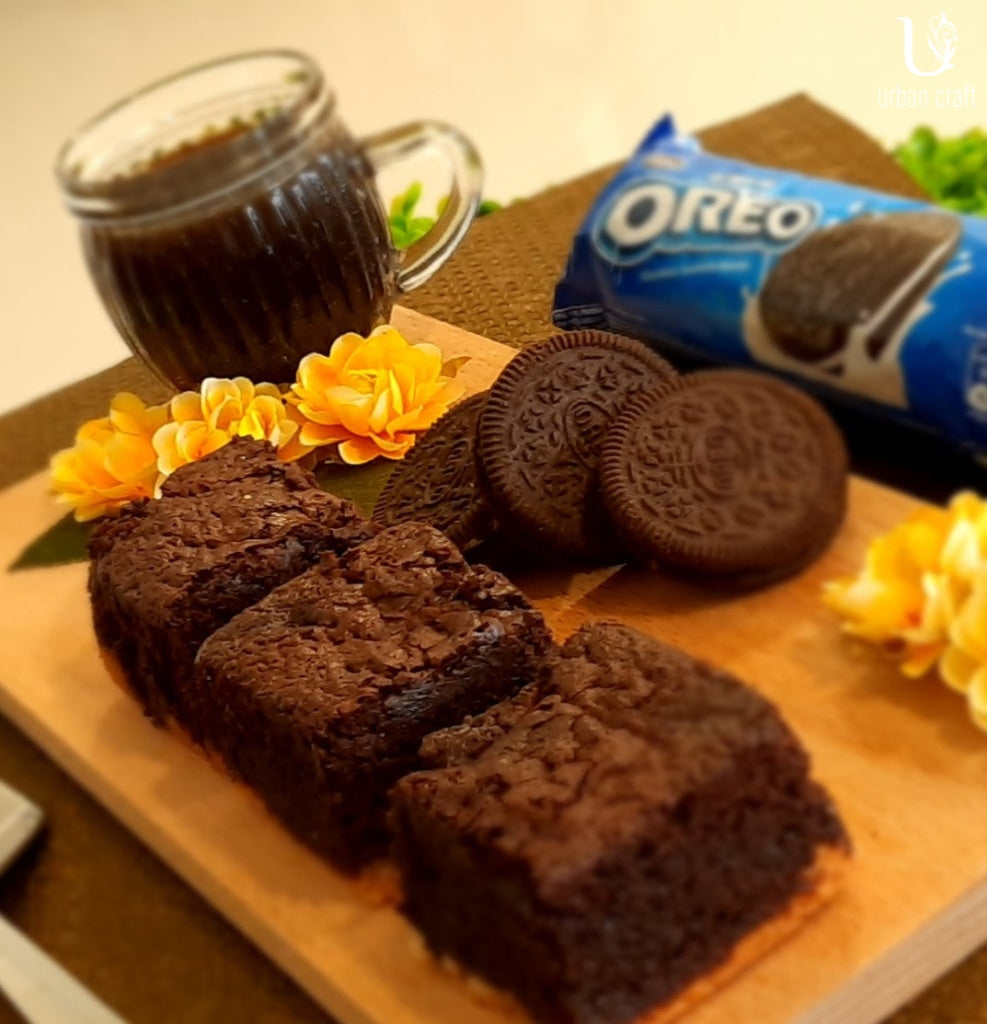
xmin=55 ymin=50 xmax=483 ymax=389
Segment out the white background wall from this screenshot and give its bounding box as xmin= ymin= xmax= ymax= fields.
xmin=2 ymin=0 xmax=984 ymax=414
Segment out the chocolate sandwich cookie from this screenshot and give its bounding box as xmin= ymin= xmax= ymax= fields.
xmin=760 ymin=211 xmax=961 ymax=365
xmin=372 ymin=392 xmax=495 ymax=550
xmin=477 ymin=331 xmax=678 ymax=563
xmin=600 ymin=370 xmax=847 ymax=583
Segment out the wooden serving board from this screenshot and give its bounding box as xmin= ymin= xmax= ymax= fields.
xmin=2 ymin=306 xmax=987 ymax=1024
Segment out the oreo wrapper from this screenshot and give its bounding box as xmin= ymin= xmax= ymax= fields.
xmin=553 ymin=115 xmax=987 ymax=456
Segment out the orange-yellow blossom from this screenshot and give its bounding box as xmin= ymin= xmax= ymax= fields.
xmin=50 ymin=393 xmax=168 ymax=521
xmin=153 ymin=377 xmax=308 ymax=475
xmin=939 ymin=572 xmax=987 ymax=731
xmin=824 ymin=491 xmax=987 ymax=731
xmin=289 ymin=326 xmax=465 ymax=465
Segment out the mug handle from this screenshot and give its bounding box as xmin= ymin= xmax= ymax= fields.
xmin=361 ymin=121 xmax=483 ymax=292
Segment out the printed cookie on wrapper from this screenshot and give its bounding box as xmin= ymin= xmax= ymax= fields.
xmin=477 ymin=331 xmax=678 ymax=564
xmin=599 ymin=370 xmax=848 ymax=584
xmin=372 ymin=392 xmax=496 ymax=551
xmin=759 ymin=211 xmax=961 ymax=366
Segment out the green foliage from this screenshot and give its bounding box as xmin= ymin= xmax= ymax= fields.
xmin=314 ymin=459 xmax=395 ymax=516
xmin=388 ymin=183 xmax=504 ymax=250
xmin=388 ymin=183 xmax=437 ymax=250
xmin=9 ymin=514 xmax=90 ymax=570
xmin=894 ymin=126 xmax=987 ymax=215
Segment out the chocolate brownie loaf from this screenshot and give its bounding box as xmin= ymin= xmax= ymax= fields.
xmin=191 ymin=522 xmax=555 ymax=870
xmin=392 ymin=621 xmax=850 ymax=1024
xmin=89 ymin=438 xmax=373 ymax=725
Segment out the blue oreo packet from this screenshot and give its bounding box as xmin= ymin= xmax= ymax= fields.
xmin=553 ymin=115 xmax=987 ymax=455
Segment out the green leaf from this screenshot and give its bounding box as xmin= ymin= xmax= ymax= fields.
xmin=389 ymin=182 xmax=435 ymax=249
xmin=405 ymin=216 xmax=436 ymax=245
xmin=314 ymin=459 xmax=395 ymax=516
xmin=389 ymin=182 xmax=422 ymax=220
xmin=894 ymin=125 xmax=987 ymax=216
xmin=9 ymin=513 xmax=91 ymax=571
xmin=389 ymin=224 xmax=414 ymax=250
xmin=389 ymin=183 xmax=507 ymax=248
xmin=401 ymin=181 xmax=422 ymax=217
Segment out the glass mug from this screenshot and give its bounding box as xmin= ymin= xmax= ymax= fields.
xmin=56 ymin=50 xmax=482 ymax=390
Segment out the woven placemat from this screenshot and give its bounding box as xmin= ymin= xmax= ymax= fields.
xmin=2 ymin=95 xmax=982 ymax=1024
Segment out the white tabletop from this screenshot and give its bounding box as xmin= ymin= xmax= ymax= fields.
xmin=2 ymin=0 xmax=984 ymax=417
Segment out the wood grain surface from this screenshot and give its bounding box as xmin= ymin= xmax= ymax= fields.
xmin=1 ymin=307 xmax=986 ymax=1024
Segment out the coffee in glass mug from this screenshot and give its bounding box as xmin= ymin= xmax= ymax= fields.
xmin=56 ymin=50 xmax=482 ymax=389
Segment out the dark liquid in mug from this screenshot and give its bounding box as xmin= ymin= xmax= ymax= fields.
xmin=83 ymin=123 xmax=396 ymax=389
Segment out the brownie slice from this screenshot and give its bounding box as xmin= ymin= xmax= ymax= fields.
xmin=190 ymin=522 xmax=555 ymax=870
xmin=157 ymin=435 xmax=318 ymax=498
xmin=89 ymin=438 xmax=374 ymax=725
xmin=392 ymin=621 xmax=850 ymax=1024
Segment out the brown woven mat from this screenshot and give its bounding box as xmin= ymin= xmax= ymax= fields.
xmin=1 ymin=94 xmax=982 ymax=1024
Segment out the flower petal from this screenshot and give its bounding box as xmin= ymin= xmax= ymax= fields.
xmin=940 ymin=643 xmax=979 ymax=693
xmin=298 ymin=422 xmax=354 ymax=448
xmin=333 ymin=393 xmax=377 ymax=436
xmin=367 ymin=388 xmax=393 ymax=433
xmin=109 ymin=392 xmax=169 ymax=436
xmin=949 ymin=575 xmax=987 ymax=664
xmin=171 ymin=390 xmax=204 ymax=423
xmin=338 ymin=436 xmax=386 ymax=465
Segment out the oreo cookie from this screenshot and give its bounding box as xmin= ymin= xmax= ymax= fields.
xmin=759 ymin=211 xmax=961 ymax=367
xmin=477 ymin=331 xmax=677 ymax=563
xmin=372 ymin=392 xmax=495 ymax=550
xmin=599 ymin=369 xmax=848 ymax=583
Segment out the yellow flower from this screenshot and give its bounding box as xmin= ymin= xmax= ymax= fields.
xmin=824 ymin=491 xmax=987 ymax=731
xmin=50 ymin=393 xmax=168 ymax=521
xmin=939 ymin=573 xmax=987 ymax=730
xmin=289 ymin=325 xmax=466 ymax=465
xmin=153 ymin=377 xmax=307 ymax=475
